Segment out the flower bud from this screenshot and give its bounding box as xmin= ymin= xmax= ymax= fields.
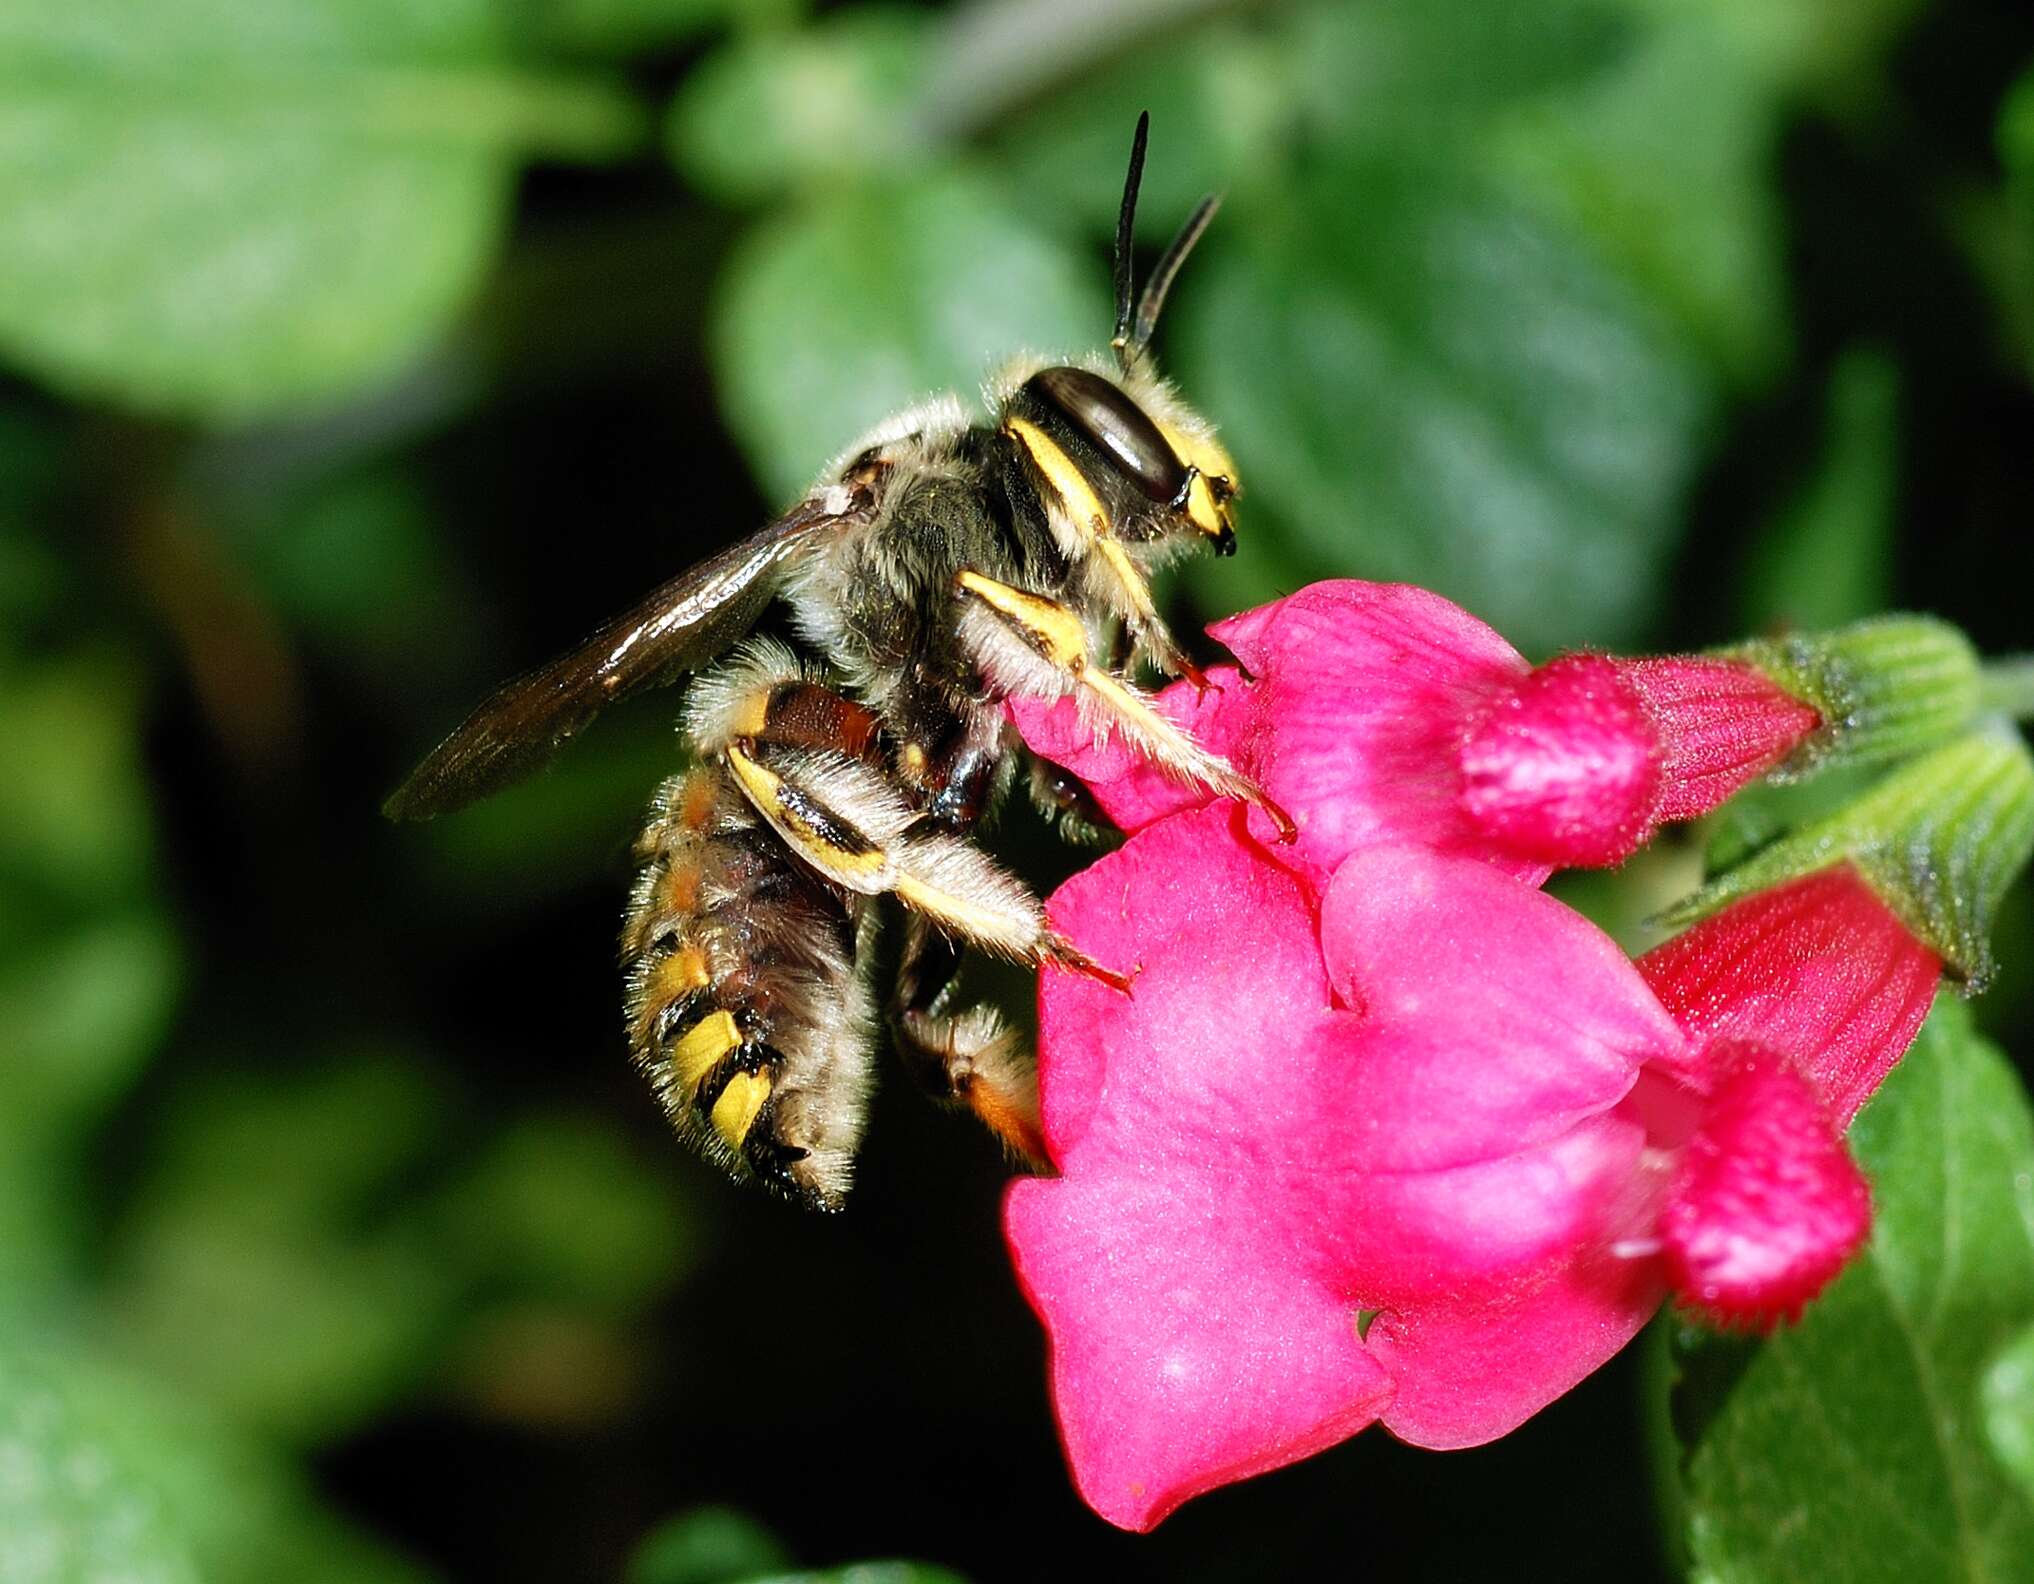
xmin=1639 ymin=866 xmax=1940 ymax=1127
xmin=1460 ymin=655 xmax=1818 ymax=868
xmin=1659 ymin=1045 xmax=1872 ymax=1330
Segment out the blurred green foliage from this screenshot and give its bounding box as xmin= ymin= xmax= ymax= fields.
xmin=1 ymin=0 xmax=2032 ymax=1578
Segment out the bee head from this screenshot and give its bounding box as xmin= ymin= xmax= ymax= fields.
xmin=1022 ymin=365 xmax=1238 ymax=554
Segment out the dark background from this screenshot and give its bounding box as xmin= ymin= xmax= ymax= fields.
xmin=3 ymin=0 xmax=2033 ymax=1578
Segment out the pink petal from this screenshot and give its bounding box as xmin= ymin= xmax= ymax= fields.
xmin=1637 ymin=865 xmax=1941 ymax=1126
xmin=1036 ymin=803 xmax=1334 ymax=1161
xmin=1311 ymin=846 xmax=1685 ymax=1170
xmin=1206 ymin=583 xmax=1538 ymax=884
xmin=1317 ymin=1115 xmax=1664 ymax=1448
xmin=1623 ymin=657 xmax=1820 ymax=822
xmin=1009 ymin=582 xmax=1545 ymax=885
xmin=1005 ymin=677 xmax=1243 ymax=835
xmin=1006 ymin=1166 xmax=1393 ymax=1532
xmin=1660 ymin=1045 xmax=1872 ymax=1329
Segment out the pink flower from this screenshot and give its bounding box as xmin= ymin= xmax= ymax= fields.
xmin=1010 ymin=581 xmax=1819 ymax=880
xmin=1633 ymin=865 xmax=1940 ymax=1327
xmin=1005 ymin=805 xmax=1679 ymax=1530
xmin=1001 ymin=584 xmax=1938 ymax=1528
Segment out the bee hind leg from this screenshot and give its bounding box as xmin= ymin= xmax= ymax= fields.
xmin=890 ymin=913 xmax=1048 ymax=1170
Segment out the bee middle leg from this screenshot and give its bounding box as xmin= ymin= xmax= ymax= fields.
xmin=889 ymin=911 xmax=1047 ymax=1168
xmin=713 ymin=731 xmax=1128 ymax=989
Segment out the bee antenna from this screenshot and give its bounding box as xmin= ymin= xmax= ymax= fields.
xmin=1110 ymin=111 xmax=1150 ymax=367
xmin=1130 ymin=192 xmax=1220 ymax=354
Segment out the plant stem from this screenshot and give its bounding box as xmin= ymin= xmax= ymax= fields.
xmin=1980 ymin=656 xmax=2034 ymax=719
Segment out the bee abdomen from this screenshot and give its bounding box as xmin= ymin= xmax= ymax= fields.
xmin=623 ymin=766 xmax=874 ymax=1209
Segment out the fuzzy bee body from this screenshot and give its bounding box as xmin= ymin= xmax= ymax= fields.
xmin=386 ymin=119 xmax=1280 ymax=1208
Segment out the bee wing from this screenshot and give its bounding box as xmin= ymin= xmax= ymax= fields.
xmin=383 ymin=491 xmax=867 ymax=821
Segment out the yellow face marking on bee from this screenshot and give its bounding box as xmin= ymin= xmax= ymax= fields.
xmin=1004 ymin=416 xmax=1110 ymax=541
xmin=723 ymin=742 xmax=890 ymax=882
xmin=670 ymin=1008 xmax=742 ymax=1089
xmin=1154 ymin=419 xmax=1237 ymax=539
xmin=1182 ymin=471 xmax=1228 ymax=538
xmin=1154 ymin=418 xmax=1236 ymax=488
xmin=710 ymin=1070 xmax=772 ymax=1147
xmin=955 ymin=572 xmax=1089 ymax=672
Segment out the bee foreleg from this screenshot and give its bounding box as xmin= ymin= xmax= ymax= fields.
xmin=889 ymin=914 xmax=1047 ymax=1169
xmin=953 ymin=570 xmax=1295 ymax=838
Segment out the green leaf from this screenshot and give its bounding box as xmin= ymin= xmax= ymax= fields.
xmin=0 ymin=1357 xmax=201 ymax=1584
xmin=1661 ymin=730 xmax=2034 ymax=991
xmin=1486 ymin=14 xmax=1789 ymax=387
xmin=0 ymin=656 xmax=182 ymax=1303
xmin=506 ymin=0 xmax=776 ymax=60
xmin=0 ymin=1345 xmax=433 ymax=1584
xmin=0 ymin=0 xmax=643 ymax=422
xmin=1174 ymin=153 xmax=1713 ymax=651
xmin=1984 ymin=1321 xmax=2034 ymax=1504
xmin=627 ymin=1507 xmax=792 ymax=1584
xmin=0 ymin=657 xmax=158 ymax=904
xmin=668 ymin=9 xmax=931 ymax=207
xmin=991 ymin=22 xmax=1291 ymax=239
xmin=100 ymin=1053 xmax=461 ymax=1446
xmin=710 ymin=166 xmax=1098 ymax=500
xmin=1742 ymin=346 xmax=1901 ymax=631
xmin=1674 ymin=1001 xmax=2034 ymax=1584
xmin=1288 ymin=0 xmax=1634 ymax=145
xmin=424 ymin=1114 xmax=696 ymax=1312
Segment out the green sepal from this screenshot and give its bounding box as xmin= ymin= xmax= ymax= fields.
xmin=1659 ymin=728 xmax=2034 ymax=991
xmin=1718 ymin=615 xmax=1982 ymax=777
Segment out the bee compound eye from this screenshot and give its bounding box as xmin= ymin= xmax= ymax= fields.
xmin=1024 ymin=366 xmax=1189 ymax=505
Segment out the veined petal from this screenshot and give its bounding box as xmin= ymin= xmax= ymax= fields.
xmin=1037 ymin=803 xmax=1336 ymax=1161
xmin=1311 ymin=846 xmax=1683 ymax=1170
xmin=1206 ymin=582 xmax=1537 ymax=883
xmin=1006 ymin=1164 xmax=1393 ymax=1533
xmin=1010 ymin=582 xmax=1544 ymax=885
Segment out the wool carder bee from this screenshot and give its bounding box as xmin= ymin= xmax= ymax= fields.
xmin=385 ymin=117 xmax=1286 ymax=1209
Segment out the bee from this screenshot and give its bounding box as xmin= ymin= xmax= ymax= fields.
xmin=384 ymin=116 xmax=1286 ymax=1209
